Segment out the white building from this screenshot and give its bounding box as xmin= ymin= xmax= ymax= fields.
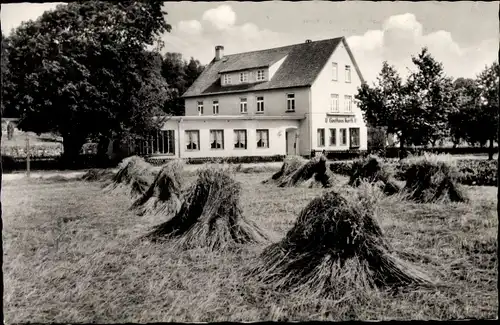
xmin=137 ymin=37 xmax=368 ymax=160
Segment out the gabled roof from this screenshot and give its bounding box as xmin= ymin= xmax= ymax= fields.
xmin=182 ymin=37 xmax=364 ymax=98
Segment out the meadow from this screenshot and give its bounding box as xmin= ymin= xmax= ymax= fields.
xmin=1 ymin=167 xmax=498 ymax=322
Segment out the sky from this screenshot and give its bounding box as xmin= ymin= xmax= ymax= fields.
xmin=1 ymin=1 xmax=498 ymax=83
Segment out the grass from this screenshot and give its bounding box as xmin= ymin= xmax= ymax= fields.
xmin=2 ymin=170 xmax=498 ymax=322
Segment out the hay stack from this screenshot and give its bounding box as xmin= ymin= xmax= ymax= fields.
xmin=81 ymin=169 xmax=115 ymax=182
xmin=402 ymin=154 xmax=466 ymax=203
xmin=131 ymin=159 xmax=184 ymax=217
xmin=249 ymin=190 xmax=434 ymax=298
xmin=104 ymin=156 xmax=156 ymax=200
xmin=265 ymin=155 xmax=335 ymax=188
xmin=146 ymin=166 xmax=269 ymax=251
xmin=349 ymin=155 xmax=400 ymax=195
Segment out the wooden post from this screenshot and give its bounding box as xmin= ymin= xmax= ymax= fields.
xmin=25 ymin=135 xmax=30 ymax=178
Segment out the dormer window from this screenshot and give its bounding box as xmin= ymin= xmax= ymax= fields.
xmin=257 ymin=69 xmax=265 ymax=81
xmin=223 ymin=74 xmax=231 ymax=85
xmin=240 ymin=72 xmax=248 ymax=83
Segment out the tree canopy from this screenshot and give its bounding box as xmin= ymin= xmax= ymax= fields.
xmin=3 ymin=1 xmax=172 ymax=163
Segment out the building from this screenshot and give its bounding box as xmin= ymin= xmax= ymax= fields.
xmin=137 ymin=37 xmax=368 ymax=160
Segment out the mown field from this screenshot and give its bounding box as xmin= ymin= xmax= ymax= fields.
xmin=1 ymin=169 xmax=498 ymax=322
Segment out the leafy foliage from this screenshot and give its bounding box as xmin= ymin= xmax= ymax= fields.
xmin=3 ymin=1 xmax=172 ymax=163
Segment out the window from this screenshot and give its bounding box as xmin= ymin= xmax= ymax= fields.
xmin=234 ymin=129 xmax=247 ymax=149
xmin=256 ymin=129 xmax=269 ymax=148
xmin=340 ymin=128 xmax=347 ymax=145
xmin=332 ymin=62 xmax=338 ymax=81
xmin=317 ymin=128 xmax=325 ymax=147
xmin=344 ymin=95 xmax=352 ymax=112
xmin=329 ymin=128 xmax=336 ymax=146
xmin=210 ymin=130 xmax=224 ymax=149
xmin=349 ymin=128 xmax=360 ymax=148
xmin=330 ymin=94 xmax=339 ymax=112
xmin=223 ymin=74 xmax=231 ymax=85
xmin=137 ymin=130 xmax=175 ymax=155
xmin=240 ymin=72 xmax=248 ymax=82
xmin=345 ymin=65 xmax=351 ymax=83
xmin=240 ymin=98 xmax=247 ymax=113
xmin=287 ymin=93 xmax=295 ymax=112
xmin=257 ymin=69 xmax=265 ymax=81
xmin=197 ymin=101 xmax=204 ymax=115
xmin=185 ymin=130 xmax=200 ymax=151
xmin=257 ymin=96 xmax=265 ymax=113
xmin=212 ymin=100 xmax=219 ymax=115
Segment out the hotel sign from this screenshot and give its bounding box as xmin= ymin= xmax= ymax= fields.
xmin=324 ymin=117 xmax=357 ymax=123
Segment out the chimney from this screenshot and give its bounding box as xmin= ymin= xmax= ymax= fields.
xmin=215 ymin=45 xmax=224 ymax=61
xmin=305 ymin=39 xmax=312 ymax=43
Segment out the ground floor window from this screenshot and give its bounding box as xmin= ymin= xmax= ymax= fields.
xmin=256 ymin=129 xmax=269 ymax=148
xmin=137 ymin=130 xmax=175 ymax=155
xmin=329 ymin=128 xmax=336 ymax=146
xmin=340 ymin=128 xmax=347 ymax=145
xmin=210 ymin=129 xmax=224 ymax=149
xmin=185 ymin=130 xmax=200 ymax=150
xmin=234 ymin=129 xmax=247 ymax=149
xmin=317 ymin=128 xmax=325 ymax=147
xmin=349 ymin=127 xmax=360 ymax=148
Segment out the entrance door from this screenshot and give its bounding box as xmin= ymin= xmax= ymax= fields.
xmin=285 ymin=129 xmax=297 ymax=156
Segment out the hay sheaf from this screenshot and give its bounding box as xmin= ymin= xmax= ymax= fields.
xmin=146 ymin=166 xmax=269 ymax=251
xmin=249 ymin=190 xmax=434 ymax=299
xmin=81 ymin=169 xmax=115 ymax=183
xmin=265 ymin=155 xmax=335 ymax=188
xmin=402 ymin=154 xmax=467 ymax=203
xmin=131 ymin=159 xmax=185 ymax=217
xmin=103 ymin=156 xmax=156 ymax=200
xmin=349 ymin=156 xmax=400 ymax=195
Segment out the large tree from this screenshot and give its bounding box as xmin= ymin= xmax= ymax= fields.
xmin=4 ymin=1 xmax=171 ymax=164
xmin=476 ymin=61 xmax=499 ymax=160
xmin=161 ymin=53 xmax=204 ymax=115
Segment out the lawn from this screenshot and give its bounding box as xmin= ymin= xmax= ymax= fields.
xmin=1 ymin=170 xmax=498 ymax=322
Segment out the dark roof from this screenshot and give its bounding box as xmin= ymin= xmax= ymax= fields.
xmin=183 ymin=37 xmax=362 ymax=98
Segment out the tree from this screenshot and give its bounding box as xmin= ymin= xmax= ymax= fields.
xmin=476 ymin=61 xmax=499 ymax=160
xmin=405 ymin=48 xmax=457 ymax=147
xmin=161 ymin=54 xmax=204 ymax=115
xmin=356 ymin=61 xmax=411 ymax=157
xmin=4 ymin=1 xmax=172 ymax=164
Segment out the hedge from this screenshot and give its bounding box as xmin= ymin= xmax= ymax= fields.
xmin=146 ymin=155 xmax=287 ymax=166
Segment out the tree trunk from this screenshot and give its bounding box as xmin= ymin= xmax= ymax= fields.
xmin=488 ymin=138 xmax=494 ymax=160
xmin=61 ymin=135 xmax=86 ymax=168
xmin=399 ymin=135 xmax=407 ymax=160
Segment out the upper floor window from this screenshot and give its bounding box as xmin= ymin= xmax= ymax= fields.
xmin=257 ymin=96 xmax=265 ymax=113
xmin=345 ymin=65 xmax=351 ymax=83
xmin=210 ymin=129 xmax=224 ymax=149
xmin=256 ymin=129 xmax=269 ymax=148
xmin=185 ymin=130 xmax=200 ymax=151
xmin=223 ymin=74 xmax=231 ymax=85
xmin=240 ymin=98 xmax=247 ymax=113
xmin=234 ymin=129 xmax=247 ymax=149
xmin=240 ymin=72 xmax=248 ymax=82
xmin=197 ymin=101 xmax=204 ymax=115
xmin=257 ymin=69 xmax=265 ymax=81
xmin=212 ymin=100 xmax=219 ymax=115
xmin=344 ymin=95 xmax=352 ymax=112
xmin=330 ymin=94 xmax=339 ymax=113
xmin=332 ymin=62 xmax=338 ymax=81
xmin=287 ymin=93 xmax=295 ymax=112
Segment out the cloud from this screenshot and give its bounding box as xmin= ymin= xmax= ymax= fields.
xmin=202 ymin=4 xmax=236 ymax=31
xmin=177 ymin=20 xmax=202 ymax=35
xmin=346 ymin=13 xmax=498 ymax=83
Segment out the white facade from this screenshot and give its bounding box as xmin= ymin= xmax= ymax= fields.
xmin=140 ymin=39 xmax=367 ymax=160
